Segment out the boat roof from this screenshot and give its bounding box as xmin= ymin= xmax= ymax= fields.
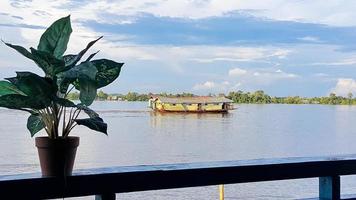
xmin=153 ymin=96 xmax=233 ymax=104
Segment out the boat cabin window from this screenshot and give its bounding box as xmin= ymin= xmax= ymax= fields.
xmin=172 ymin=104 xmax=176 ymax=106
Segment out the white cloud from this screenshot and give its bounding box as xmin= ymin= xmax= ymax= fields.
xmin=191 ymin=47 xmax=292 ymax=63
xmin=314 ymin=73 xmax=329 ymax=77
xmin=268 ymin=49 xmax=292 ymax=59
xmin=191 ymin=81 xmax=242 ymax=93
xmin=228 ymin=67 xmax=247 ymax=76
xmin=193 ymin=81 xmax=216 ymax=90
xmin=222 ymin=81 xmax=230 ymax=86
xmin=298 ymin=36 xmax=321 ymax=43
xmin=0 ymin=0 xmax=354 ymax=96
xmin=252 ymin=70 xmax=298 ymax=79
xmin=77 ymin=0 xmax=356 ymax=26
xmin=192 ymin=80 xmax=233 ymax=92
xmin=330 ymin=78 xmax=356 ymax=96
xmin=253 ymin=72 xmax=260 ymax=76
xmin=310 ymin=57 xmax=356 ymax=66
xmin=193 ymin=67 xmax=299 ymax=93
xmin=242 ymin=0 xmax=356 ymax=27
xmin=227 ymin=67 xmax=300 ymax=89
xmin=78 ymin=1 xmax=356 ymax=27
xmin=230 ymin=82 xmax=242 ymax=91
xmin=1 ymin=0 xmax=356 ymax=30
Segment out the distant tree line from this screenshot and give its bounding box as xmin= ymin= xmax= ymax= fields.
xmin=67 ymin=90 xmax=356 ymax=105
xmin=67 ymin=90 xmax=115 ymax=101
xmin=227 ymin=90 xmax=356 ymax=105
xmin=67 ymin=91 xmax=194 ymax=102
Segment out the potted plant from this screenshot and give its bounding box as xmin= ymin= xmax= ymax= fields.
xmin=0 ymin=16 xmax=123 ymax=176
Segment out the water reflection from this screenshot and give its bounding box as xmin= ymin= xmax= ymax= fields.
xmin=149 ymin=111 xmax=232 ymax=129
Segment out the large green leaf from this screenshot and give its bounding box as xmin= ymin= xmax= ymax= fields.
xmin=0 ymin=81 xmax=25 ymax=96
xmin=0 ymin=94 xmax=50 ymax=110
xmin=78 ymin=77 xmax=97 ymax=106
xmin=77 ymin=104 xmax=99 ymax=118
xmin=30 ymin=48 xmax=66 ymax=76
xmin=75 ymin=117 xmax=107 ymax=135
xmin=6 ymin=72 xmax=57 ymax=98
xmin=54 ymin=97 xmax=76 ymax=107
xmin=63 ymin=36 xmax=102 ymax=68
xmin=27 ymin=114 xmax=45 ymax=137
xmin=38 ymin=15 xmax=72 ymax=58
xmin=63 ymin=54 xmax=77 ymax=67
xmin=92 ymin=59 xmax=123 ymax=88
xmin=85 ymin=50 xmax=99 ymax=62
xmin=57 ymin=61 xmax=97 ymax=93
xmin=2 ymin=42 xmax=34 ymax=60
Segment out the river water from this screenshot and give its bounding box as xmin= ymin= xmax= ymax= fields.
xmin=0 ymin=102 xmax=355 ymax=199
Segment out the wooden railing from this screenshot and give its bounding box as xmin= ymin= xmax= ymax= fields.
xmin=1 ymin=155 xmax=356 ymax=199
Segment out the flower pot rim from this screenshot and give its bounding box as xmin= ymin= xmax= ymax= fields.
xmin=35 ymin=136 xmax=80 ymax=148
xmin=35 ymin=136 xmax=80 ymax=139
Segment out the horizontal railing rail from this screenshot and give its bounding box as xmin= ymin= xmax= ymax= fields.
xmin=2 ymin=155 xmax=356 ymax=199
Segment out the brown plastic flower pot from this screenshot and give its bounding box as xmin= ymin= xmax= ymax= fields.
xmin=35 ymin=136 xmax=79 ymax=177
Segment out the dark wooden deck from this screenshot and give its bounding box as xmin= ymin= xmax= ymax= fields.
xmin=1 ymin=155 xmax=356 ymax=199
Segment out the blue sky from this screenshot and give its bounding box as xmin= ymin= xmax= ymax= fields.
xmin=0 ymin=0 xmax=356 ymax=97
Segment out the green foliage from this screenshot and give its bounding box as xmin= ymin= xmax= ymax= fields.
xmin=77 ymin=104 xmax=99 ymax=118
xmin=123 ymin=92 xmax=150 ymax=101
xmin=78 ymin=76 xmax=97 ymax=106
xmin=74 ymin=117 xmax=107 ymax=135
xmin=103 ymin=92 xmax=194 ymax=101
xmin=97 ymin=90 xmax=109 ymax=100
xmin=27 ymin=114 xmax=45 ymax=137
xmin=6 ymin=72 xmax=57 ymax=98
xmin=0 ymin=81 xmax=25 ymax=96
xmin=227 ymin=91 xmax=356 ymax=105
xmin=54 ymin=97 xmax=76 ymax=107
xmin=0 ymin=94 xmax=50 ymax=110
xmin=67 ymin=91 xmax=79 ymax=100
xmin=2 ymin=42 xmax=34 ymax=60
xmin=0 ymin=16 xmax=123 ymax=138
xmin=37 ymin=15 xmax=72 ymax=58
xmin=63 ymin=36 xmax=102 ymax=68
xmin=92 ymin=59 xmax=124 ymax=88
xmin=30 ymin=48 xmax=66 ymax=76
xmin=68 ymin=91 xmax=356 ymax=106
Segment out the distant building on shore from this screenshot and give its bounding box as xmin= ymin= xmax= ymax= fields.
xmin=107 ymin=96 xmax=123 ymax=101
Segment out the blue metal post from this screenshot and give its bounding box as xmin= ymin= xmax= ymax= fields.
xmin=319 ymin=176 xmax=340 ymax=200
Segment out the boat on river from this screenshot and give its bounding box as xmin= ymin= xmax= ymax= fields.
xmin=148 ymin=96 xmax=234 ymax=113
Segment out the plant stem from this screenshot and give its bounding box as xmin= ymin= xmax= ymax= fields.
xmin=51 ymin=104 xmax=58 ymax=139
xmin=66 ymin=124 xmax=77 ymax=137
xmin=64 ymin=108 xmax=73 ymax=137
xmin=62 ymin=107 xmax=66 ymax=137
xmin=73 ymin=109 xmax=81 ymax=120
xmin=65 ymin=85 xmax=75 ymax=98
xmin=44 ymin=107 xmax=53 ymax=138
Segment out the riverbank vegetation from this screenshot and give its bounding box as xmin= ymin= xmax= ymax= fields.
xmin=227 ymin=90 xmax=355 ymax=105
xmin=67 ymin=90 xmax=356 ymax=105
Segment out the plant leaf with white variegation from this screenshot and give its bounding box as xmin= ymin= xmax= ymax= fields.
xmin=92 ymin=59 xmax=124 ymax=88
xmin=27 ymin=114 xmax=45 ymax=137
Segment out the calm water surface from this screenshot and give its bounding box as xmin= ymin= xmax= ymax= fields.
xmin=0 ymin=102 xmax=355 ymax=199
